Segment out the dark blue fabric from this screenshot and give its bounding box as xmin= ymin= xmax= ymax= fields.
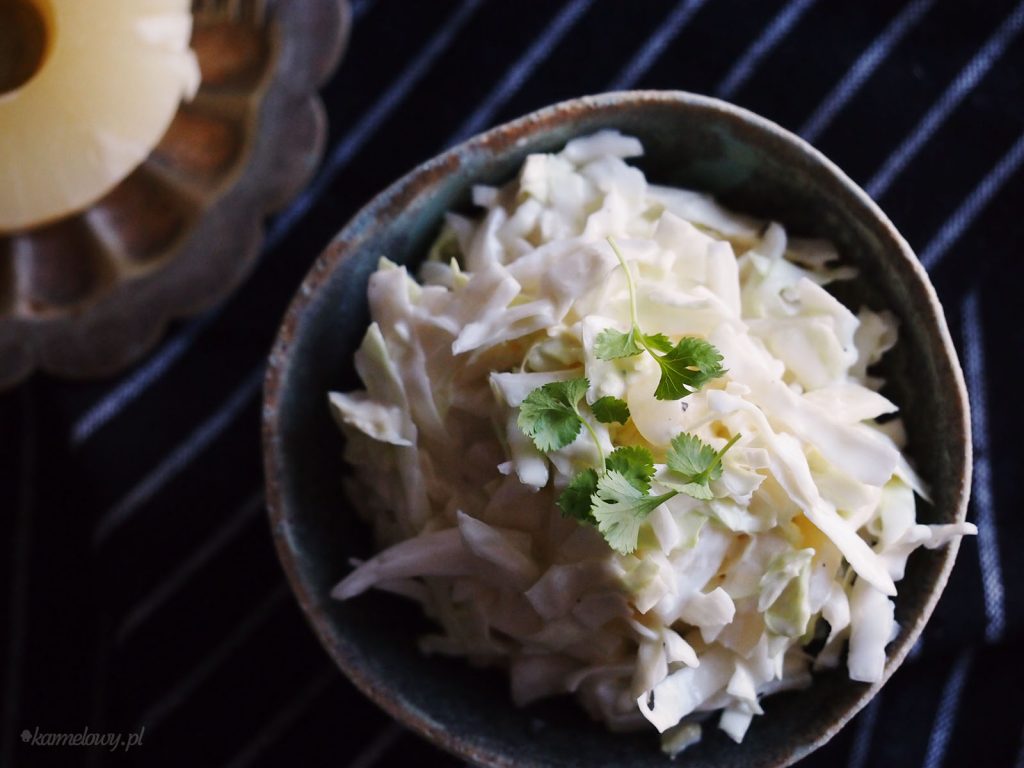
xmin=3 ymin=1 xmax=1023 ymax=765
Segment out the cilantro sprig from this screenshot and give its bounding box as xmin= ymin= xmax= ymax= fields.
xmin=553 ymin=433 xmax=741 ymax=555
xmin=517 ymin=378 xmax=605 ymax=464
xmin=557 ymin=445 xmax=658 ymax=533
xmin=592 ymin=471 xmax=677 ymax=555
xmin=662 ymin=432 xmax=741 ymax=501
xmin=512 ymin=239 xmax=738 ymax=554
xmin=595 ymin=238 xmax=726 ymax=400
xmin=604 ymin=444 xmax=654 ymax=492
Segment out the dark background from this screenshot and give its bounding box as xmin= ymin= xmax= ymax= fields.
xmin=2 ymin=0 xmax=1023 ymax=765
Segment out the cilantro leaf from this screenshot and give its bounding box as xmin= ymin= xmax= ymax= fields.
xmin=605 ymin=445 xmax=655 ymax=493
xmin=592 ymin=396 xmax=630 ymax=424
xmin=651 ymin=337 xmax=726 ymax=400
xmin=664 ymin=432 xmax=741 ymax=500
xmin=601 ymin=238 xmax=725 ymax=401
xmin=592 ymin=470 xmax=677 ymax=555
xmin=662 ymin=480 xmax=715 ymax=500
xmin=594 ymin=328 xmax=643 ymax=360
xmin=666 ymin=433 xmax=720 ymax=479
xmin=641 ymin=332 xmax=674 ymax=354
xmin=517 ymin=378 xmax=589 ymax=452
xmin=557 ymin=469 xmax=599 ymax=522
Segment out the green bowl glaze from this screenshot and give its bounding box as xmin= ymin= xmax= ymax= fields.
xmin=262 ymin=91 xmax=971 ymax=767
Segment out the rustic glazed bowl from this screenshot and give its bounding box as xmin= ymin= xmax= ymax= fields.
xmin=263 ymin=91 xmax=971 ymax=767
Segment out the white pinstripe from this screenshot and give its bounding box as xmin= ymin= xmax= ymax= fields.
xmin=961 ymin=290 xmax=1006 ymax=644
xmin=115 ymin=490 xmax=265 ymax=644
xmin=448 ymin=0 xmax=595 ymax=145
xmin=345 ymin=722 xmax=406 ymax=768
xmin=71 ymin=310 xmax=220 ymax=446
xmin=800 ymin=0 xmax=935 ymax=142
xmin=847 ymin=696 xmax=882 ymax=768
xmin=222 ymin=666 xmax=337 ymax=768
xmin=866 ymin=0 xmax=1024 ymax=198
xmin=715 ymin=0 xmax=818 ymax=99
xmin=608 ymin=0 xmax=709 ymax=90
xmin=139 ymin=584 xmax=289 ymax=731
xmin=92 ymin=366 xmax=265 ymax=545
xmin=921 ymin=130 xmax=1024 ymax=271
xmin=922 ymin=650 xmax=973 ymax=768
xmin=908 ymin=636 xmax=925 ymax=661
xmin=262 ymin=0 xmax=485 ymax=254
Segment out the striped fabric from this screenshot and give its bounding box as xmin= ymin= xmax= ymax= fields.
xmin=3 ymin=1 xmax=1023 ymax=765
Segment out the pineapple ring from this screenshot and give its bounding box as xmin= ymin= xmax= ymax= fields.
xmin=0 ymin=0 xmax=200 ymax=234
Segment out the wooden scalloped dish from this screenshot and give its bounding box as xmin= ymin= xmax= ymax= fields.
xmin=0 ymin=0 xmax=350 ymax=389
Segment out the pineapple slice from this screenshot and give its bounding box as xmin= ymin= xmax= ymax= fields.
xmin=0 ymin=0 xmax=200 ymax=234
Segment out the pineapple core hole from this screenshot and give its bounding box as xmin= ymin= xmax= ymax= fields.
xmin=0 ymin=0 xmax=51 ymax=97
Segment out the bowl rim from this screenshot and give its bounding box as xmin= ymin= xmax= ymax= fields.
xmin=262 ymin=89 xmax=972 ymax=768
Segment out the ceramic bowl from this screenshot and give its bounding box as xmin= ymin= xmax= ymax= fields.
xmin=262 ymin=91 xmax=971 ymax=768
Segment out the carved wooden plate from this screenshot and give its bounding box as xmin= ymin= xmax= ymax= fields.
xmin=0 ymin=0 xmax=350 ymax=389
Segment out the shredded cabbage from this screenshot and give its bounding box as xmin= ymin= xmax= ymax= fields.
xmin=328 ymin=132 xmax=975 ymax=750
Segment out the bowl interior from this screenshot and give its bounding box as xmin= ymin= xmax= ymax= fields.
xmin=263 ymin=92 xmax=970 ymax=768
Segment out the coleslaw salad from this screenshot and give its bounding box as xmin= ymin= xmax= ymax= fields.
xmin=327 ymin=132 xmax=975 ymax=752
